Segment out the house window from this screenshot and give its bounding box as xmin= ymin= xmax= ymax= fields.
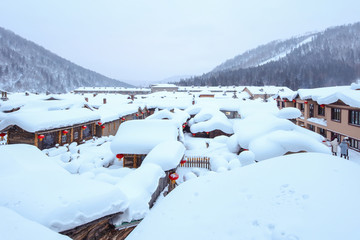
xmin=331 ymin=108 xmax=341 ymax=122
xmin=277 ymin=101 xmax=280 ymax=107
xmin=309 ymin=104 xmax=314 ymax=118
xmin=349 ymin=110 xmax=360 ymax=126
xmin=308 ymin=124 xmax=315 ymax=132
xmin=74 ymin=131 xmax=79 ymax=140
xmin=349 ymin=138 xmax=359 ymax=151
xmin=61 ymin=134 xmax=67 ymax=143
xmin=83 ymin=124 xmax=92 ymax=138
xmin=300 ymin=103 xmax=304 ymax=112
xmin=319 ymin=128 xmax=326 ymax=137
xmin=318 ymin=105 xmax=325 ymax=116
xmin=281 ymin=102 xmax=285 ymax=108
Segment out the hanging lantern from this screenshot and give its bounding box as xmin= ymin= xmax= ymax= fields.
xmin=116 ymin=154 xmax=124 ymax=159
xmin=180 ymin=159 xmax=186 ymax=166
xmin=242 ymin=148 xmax=248 ymax=151
xmin=38 ymin=135 xmax=45 ymax=141
xmin=98 ymin=122 xmax=102 ymax=125
xmin=206 ymin=132 xmax=209 ymax=134
xmin=62 ymin=130 xmax=69 ymax=135
xmin=0 ymin=132 xmax=6 ymax=141
xmin=136 ymin=113 xmax=139 ymax=117
xmin=192 ymin=133 xmax=196 ymax=136
xmin=182 ymin=124 xmax=186 ymax=129
xmin=292 ymin=99 xmax=296 ymax=103
xmin=141 ymin=112 xmax=144 ymax=114
xmin=121 ymin=117 xmax=125 ymax=121
xmin=283 ymin=99 xmax=287 ymax=102
xmin=169 ymin=172 xmax=179 ymax=184
xmin=81 ymin=126 xmax=87 ymax=130
xmin=304 ymin=101 xmax=308 ymax=104
xmin=147 ymin=110 xmax=150 ymax=114
xmin=320 ymin=104 xmax=325 ymax=108
xmin=101 ymin=125 xmax=105 ymax=129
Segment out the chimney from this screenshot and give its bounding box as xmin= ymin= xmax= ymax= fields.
xmin=103 ymin=98 xmax=107 ymax=104
xmin=85 ymin=97 xmax=88 ymax=102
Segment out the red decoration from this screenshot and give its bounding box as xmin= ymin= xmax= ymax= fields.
xmin=98 ymin=122 xmax=102 ymax=125
xmin=243 ymin=148 xmax=248 ymax=151
xmin=101 ymin=125 xmax=105 ymax=129
xmin=304 ymin=101 xmax=308 ymax=104
xmin=62 ymin=130 xmax=69 ymax=135
xmin=292 ymin=99 xmax=296 ymax=103
xmin=136 ymin=113 xmax=139 ymax=117
xmin=169 ymin=172 xmax=179 ymax=183
xmin=116 ymin=154 xmax=124 ymax=159
xmin=206 ymin=132 xmax=209 ymax=134
xmin=141 ymin=112 xmax=144 ymax=114
xmin=284 ymin=99 xmax=287 ymax=102
xmin=320 ymin=104 xmax=325 ymax=108
xmin=192 ymin=133 xmax=196 ymax=136
xmin=121 ymin=117 xmax=125 ymax=121
xmin=180 ymin=159 xmax=186 ymax=166
xmin=38 ymin=135 xmax=45 ymax=141
xmin=81 ymin=126 xmax=87 ymax=130
xmin=0 ymin=133 xmax=6 ymax=137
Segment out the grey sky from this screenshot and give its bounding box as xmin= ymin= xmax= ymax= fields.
xmin=0 ymin=0 xmax=359 ymax=86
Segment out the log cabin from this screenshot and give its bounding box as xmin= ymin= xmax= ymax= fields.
xmin=0 ymin=108 xmax=101 ymax=150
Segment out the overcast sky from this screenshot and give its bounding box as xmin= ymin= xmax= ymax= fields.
xmin=0 ymin=0 xmax=359 ymax=86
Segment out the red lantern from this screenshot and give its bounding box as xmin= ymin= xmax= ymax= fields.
xmin=169 ymin=172 xmax=179 ymax=183
xmin=192 ymin=133 xmax=196 ymax=136
xmin=101 ymin=125 xmax=105 ymax=129
xmin=243 ymin=148 xmax=248 ymax=151
xmin=81 ymin=126 xmax=87 ymax=130
xmin=121 ymin=117 xmax=125 ymax=121
xmin=141 ymin=112 xmax=144 ymax=114
xmin=62 ymin=130 xmax=68 ymax=135
xmin=304 ymin=101 xmax=308 ymax=104
xmin=180 ymin=159 xmax=186 ymax=166
xmin=206 ymin=132 xmax=209 ymax=134
xmin=284 ymin=99 xmax=287 ymax=102
xmin=98 ymin=122 xmax=102 ymax=125
xmin=0 ymin=132 xmax=5 ymax=140
xmin=320 ymin=104 xmax=325 ymax=108
xmin=116 ymin=154 xmax=124 ymax=159
xmin=38 ymin=135 xmax=45 ymax=141
xmin=292 ymin=99 xmax=296 ymax=103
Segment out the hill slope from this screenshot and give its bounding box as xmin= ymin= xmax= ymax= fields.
xmin=179 ymin=22 xmax=360 ymax=89
xmin=0 ymin=27 xmax=132 ymax=93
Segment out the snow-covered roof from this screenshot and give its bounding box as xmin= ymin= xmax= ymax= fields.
xmin=0 ymin=144 xmax=128 ymax=232
xmin=0 ymin=108 xmax=100 ymax=132
xmin=126 ymin=152 xmax=360 ymax=240
xmin=145 ymin=109 xmax=190 ymax=126
xmin=97 ymin=103 xmax=141 ymax=123
xmin=231 ymin=112 xmax=329 ymax=160
xmin=142 ymin=141 xmax=185 ymax=171
xmin=245 ymin=86 xmax=293 ymax=95
xmin=110 ymin=120 xmax=179 ymax=155
xmin=296 ymin=84 xmax=360 ymax=108
xmin=74 ymin=87 xmax=151 ymax=92
xmin=189 ymin=107 xmax=234 ymax=134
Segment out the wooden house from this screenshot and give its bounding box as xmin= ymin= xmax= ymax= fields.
xmin=110 ymin=120 xmax=180 ymax=168
xmin=0 ymin=108 xmax=101 ymax=150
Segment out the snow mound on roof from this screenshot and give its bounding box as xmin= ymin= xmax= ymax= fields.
xmin=276 ymin=107 xmax=301 ymax=119
xmin=189 ymin=108 xmax=233 ymax=134
xmin=126 ymin=153 xmax=360 ymax=240
xmin=0 ymin=108 xmax=100 ymax=132
xmin=110 ymin=120 xmax=179 ymax=155
xmin=142 ymin=141 xmax=185 ymax=171
xmin=146 ymin=108 xmax=189 ymax=126
xmin=233 ymin=113 xmax=328 ymax=160
xmin=0 ymin=206 xmax=71 ymax=240
xmin=0 ymin=144 xmax=128 ymax=232
xmin=112 ymin=163 xmax=165 ymax=224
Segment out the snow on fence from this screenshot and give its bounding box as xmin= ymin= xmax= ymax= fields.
xmin=180 ymin=156 xmax=211 ymax=170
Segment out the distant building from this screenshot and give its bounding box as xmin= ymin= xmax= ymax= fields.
xmin=151 ymin=84 xmax=178 ymax=93
xmin=74 ymin=87 xmax=151 ymax=95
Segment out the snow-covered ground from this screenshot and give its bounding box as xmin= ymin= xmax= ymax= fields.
xmin=1 ymin=92 xmax=360 ymax=239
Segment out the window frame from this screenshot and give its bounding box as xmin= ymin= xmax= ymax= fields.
xmin=331 ymin=108 xmax=341 ymax=122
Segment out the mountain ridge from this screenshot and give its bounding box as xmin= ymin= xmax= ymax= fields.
xmin=0 ymin=27 xmax=133 ymax=93
xmin=178 ymin=22 xmax=360 ymax=89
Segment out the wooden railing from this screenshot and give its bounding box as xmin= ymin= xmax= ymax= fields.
xmin=179 ymin=156 xmax=211 ymax=170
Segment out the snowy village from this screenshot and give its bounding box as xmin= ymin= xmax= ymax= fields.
xmin=1 ymin=1 xmax=360 ymax=240
xmin=1 ymin=82 xmax=360 ymax=240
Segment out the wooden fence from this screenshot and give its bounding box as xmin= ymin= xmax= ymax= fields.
xmin=179 ymin=156 xmax=211 ymax=170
